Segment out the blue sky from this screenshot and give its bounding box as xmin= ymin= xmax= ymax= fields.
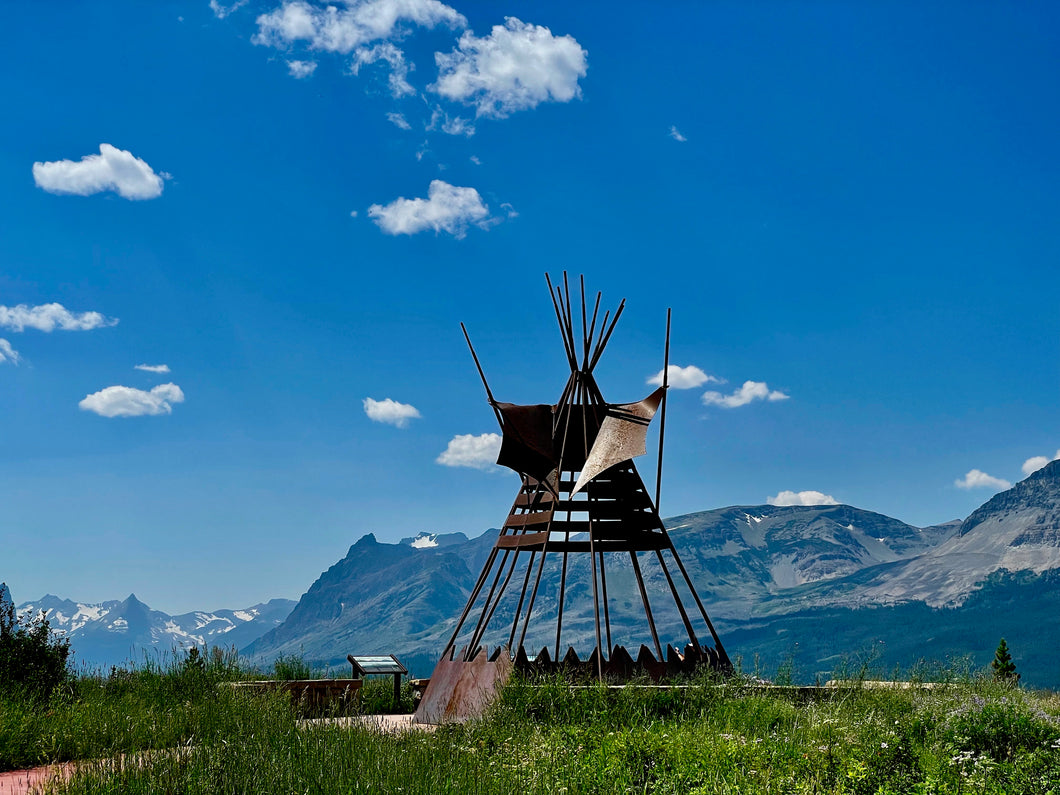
xmin=2 ymin=1 xmax=1058 ymax=613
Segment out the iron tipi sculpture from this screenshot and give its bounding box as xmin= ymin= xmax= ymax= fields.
xmin=415 ymin=275 xmax=730 ymax=723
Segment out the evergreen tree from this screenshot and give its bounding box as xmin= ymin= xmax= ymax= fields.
xmin=991 ymin=637 xmax=1020 ymax=683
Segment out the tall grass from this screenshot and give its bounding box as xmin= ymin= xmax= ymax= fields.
xmin=4 ymin=653 xmax=1059 ymax=794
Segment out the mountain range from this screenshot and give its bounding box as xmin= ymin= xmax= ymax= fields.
xmin=245 ymin=460 xmax=1060 ymax=686
xmin=19 ymin=460 xmax=1060 ymax=686
xmin=13 ymin=592 xmax=295 ymax=670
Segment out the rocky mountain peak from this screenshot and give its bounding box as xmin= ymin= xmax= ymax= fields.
xmin=960 ymin=459 xmax=1060 ymax=537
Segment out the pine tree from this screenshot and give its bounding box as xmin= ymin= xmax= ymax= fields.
xmin=991 ymin=637 xmax=1020 ymax=683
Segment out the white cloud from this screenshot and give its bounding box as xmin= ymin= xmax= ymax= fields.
xmin=33 ymin=144 xmax=164 ymax=200
xmin=436 ymin=433 xmax=502 ymax=470
xmin=368 ymin=179 xmax=492 ymax=238
xmin=954 ymin=469 xmax=1012 ymax=491
xmin=647 ymin=364 xmax=720 ymax=390
xmin=470 ymin=155 xmax=481 ymax=165
xmin=135 ymin=364 xmax=171 ymax=374
xmin=669 ymin=125 xmax=687 ymax=142
xmin=432 ymin=17 xmax=588 ymax=118
xmin=387 ymin=112 xmax=412 ymax=130
xmin=287 ymin=59 xmax=318 ymax=78
xmin=1022 ymin=450 xmax=1060 ymax=477
xmin=210 ymin=0 xmax=248 ymax=19
xmin=0 ymin=339 xmax=20 ymax=365
xmin=79 ymin=383 xmax=185 ymax=418
xmin=767 ymin=490 xmax=839 ymax=507
xmin=254 ymin=0 xmax=465 ymax=54
xmin=702 ymin=380 xmax=789 ymax=408
xmin=0 ymin=303 xmax=117 ymax=333
xmin=363 ymin=397 xmax=421 ymax=427
xmin=352 ymin=42 xmax=414 ymax=96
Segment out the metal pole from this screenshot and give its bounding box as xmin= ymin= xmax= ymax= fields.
xmin=461 ymin=323 xmax=504 ymax=430
xmin=441 ymin=546 xmax=500 ymax=657
xmin=598 ymin=548 xmax=613 ymax=655
xmin=655 ymin=308 xmax=671 ymax=512
xmin=554 ymin=545 xmax=569 ymax=659
xmin=654 ymin=549 xmax=699 ymax=648
xmin=630 ymin=550 xmax=663 ymax=661
xmin=667 ymin=543 xmax=731 ymax=668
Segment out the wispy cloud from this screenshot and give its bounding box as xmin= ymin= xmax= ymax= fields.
xmin=767 ymin=490 xmax=838 ymax=507
xmin=427 ymin=106 xmax=475 ymax=137
xmin=669 ymin=125 xmax=687 ymax=142
xmin=286 ymin=59 xmax=317 ymax=78
xmin=647 ymin=364 xmax=720 ymax=389
xmin=363 ymin=397 xmax=421 ymax=428
xmin=209 ymin=0 xmax=248 ymax=19
xmin=0 ymin=303 xmax=117 ymax=333
xmin=0 ymin=339 xmax=20 ymax=365
xmin=368 ymin=180 xmax=493 ymax=237
xmin=352 ymin=42 xmax=415 ymax=96
xmin=432 ymin=17 xmax=587 ymax=118
xmin=387 ymin=112 xmax=412 ymax=130
xmin=436 ymin=433 xmax=501 ymax=470
xmin=33 ymin=144 xmax=165 ymax=200
xmin=1022 ymin=450 xmax=1060 ymax=477
xmin=79 ymin=383 xmax=185 ymax=418
xmin=954 ymin=469 xmax=1011 ymax=491
xmin=135 ymin=364 xmax=171 ymax=374
xmin=702 ymin=380 xmax=788 ymax=408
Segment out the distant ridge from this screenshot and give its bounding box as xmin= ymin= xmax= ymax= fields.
xmin=241 ymin=502 xmax=959 ymax=668
xmin=15 ymin=592 xmax=296 ymax=669
xmin=25 ymin=467 xmax=1060 ymax=686
xmin=858 ymin=459 xmax=1060 ymax=606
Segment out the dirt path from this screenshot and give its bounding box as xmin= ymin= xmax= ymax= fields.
xmin=0 ymin=763 xmax=76 ymax=795
xmin=0 ymin=714 xmax=429 ymax=794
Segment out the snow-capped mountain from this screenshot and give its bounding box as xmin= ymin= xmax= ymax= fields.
xmin=15 ymin=592 xmax=295 ymax=669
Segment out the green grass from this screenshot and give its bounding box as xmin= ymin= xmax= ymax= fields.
xmin=4 ymin=654 xmax=1060 ymax=794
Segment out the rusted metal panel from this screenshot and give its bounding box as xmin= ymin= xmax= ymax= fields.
xmin=413 ymin=647 xmax=514 ymax=725
xmin=503 ymin=512 xmax=553 ymax=528
xmin=495 ymin=403 xmax=558 ymax=481
xmin=496 ymin=531 xmax=549 ymax=548
xmin=545 ymin=535 xmax=670 ymax=552
xmin=514 ymin=491 xmax=555 ymax=507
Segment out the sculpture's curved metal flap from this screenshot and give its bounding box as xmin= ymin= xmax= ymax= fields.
xmin=572 ymin=386 xmax=665 ymax=495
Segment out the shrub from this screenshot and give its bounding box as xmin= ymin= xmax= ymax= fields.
xmin=273 ymin=653 xmax=313 ymax=680
xmin=0 ymin=583 xmax=71 ymax=702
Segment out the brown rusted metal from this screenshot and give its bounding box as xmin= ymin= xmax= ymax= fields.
xmin=427 ymin=275 xmax=732 ymax=719
xmin=413 ymin=646 xmax=514 ymax=725
xmin=629 ymin=550 xmax=663 ymax=661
